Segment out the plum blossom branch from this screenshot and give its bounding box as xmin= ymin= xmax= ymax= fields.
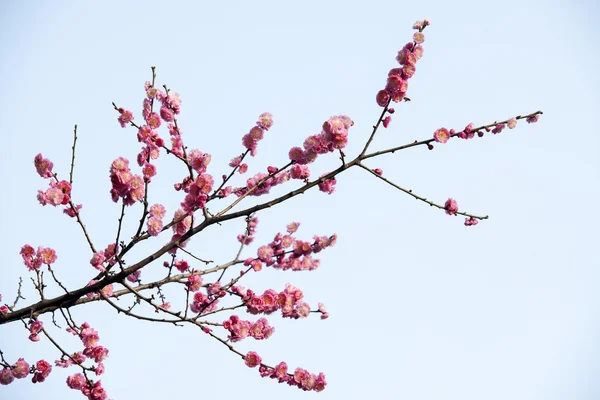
xmin=357 ymin=162 xmax=488 ymax=219
xmin=362 ymin=110 xmax=543 ymax=160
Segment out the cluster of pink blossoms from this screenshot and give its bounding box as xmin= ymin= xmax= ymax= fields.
xmin=58 ymin=323 xmax=109 ymax=399
xmin=242 ymin=112 xmax=274 ymax=156
xmin=183 ymin=273 xmax=226 ymax=314
xmin=432 ymin=115 xmax=540 ymax=148
xmin=375 ymin=20 xmax=428 ymax=111
xmin=237 ymin=216 xmax=259 ymax=245
xmin=317 ymin=175 xmax=337 ymax=194
xmin=243 ymin=354 xmax=326 ymax=392
xmin=109 ymin=157 xmax=144 ymax=206
xmin=20 ymin=244 xmax=57 ymax=271
xmin=288 ymin=115 xmax=354 ymax=165
xmin=0 ymin=358 xmax=52 ymax=386
xmin=146 ymin=203 xmax=166 ymax=236
xmin=246 ymin=222 xmax=336 ymax=272
xmin=28 ymin=320 xmax=43 ymax=342
xmin=34 ymin=153 xmax=82 ymax=218
xmin=223 ymin=315 xmax=274 ymax=342
xmin=179 ymin=173 xmax=214 ymax=213
xmin=443 ymin=198 xmax=479 ymax=226
xmin=236 ymin=283 xmax=324 ymax=320
xmin=37 ymin=179 xmax=71 ymax=207
xmin=234 ymin=166 xmax=290 ymax=197
xmin=85 ymin=280 xmax=114 ymax=300
xmin=167 ymin=208 xmax=192 ymax=253
xmin=89 ymin=243 xmax=117 ymax=273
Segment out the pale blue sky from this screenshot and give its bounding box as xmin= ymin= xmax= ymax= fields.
xmin=1 ymin=1 xmax=599 ymax=399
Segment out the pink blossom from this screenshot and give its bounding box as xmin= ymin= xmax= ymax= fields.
xmin=290 ymin=164 xmax=310 ymax=180
xmin=81 ymin=327 xmax=100 ymax=348
xmin=318 ymin=177 xmax=336 ymax=194
xmin=238 ymin=163 xmax=248 ymax=174
xmin=94 ymin=363 xmax=105 ymax=376
xmin=251 ymin=260 xmax=263 ymax=271
xmin=172 ymin=208 xmax=192 ymax=235
xmin=257 ymin=245 xmax=274 ymax=262
xmin=90 ymin=251 xmax=105 ymax=271
xmin=229 ymin=155 xmax=242 ymax=167
xmin=256 ymin=112 xmax=274 ymax=130
xmin=491 ymin=123 xmax=505 ymax=134
xmin=188 ymin=149 xmax=212 ymax=174
xmin=376 ymin=90 xmax=391 ymax=107
xmin=31 ymin=360 xmax=52 ymax=383
xmin=146 ymin=112 xmax=161 ymax=129
xmin=66 ymin=373 xmax=86 ymax=390
xmin=149 ymin=204 xmax=166 ymax=218
xmin=101 ymin=284 xmax=113 ymax=298
xmin=444 ymin=198 xmax=459 ymax=215
xmin=29 ymin=333 xmax=41 ymax=342
xmin=29 ymin=320 xmax=43 ymax=337
xmin=37 ymin=247 xmax=57 ymax=264
xmin=45 ymin=187 xmax=64 ymax=206
xmin=433 ymin=127 xmax=450 ymax=143
xmin=117 ymin=108 xmax=134 ymax=128
xmin=318 ymin=302 xmax=329 ymax=319
xmin=526 ymin=114 xmax=539 ymax=123
xmin=20 ymin=244 xmax=41 ymax=270
xmin=413 ymin=31 xmax=425 ymax=44
xmin=464 ymin=217 xmax=479 ymax=226
xmin=160 ymin=106 xmax=174 ymax=122
xmin=64 ymin=203 xmax=82 ymax=218
xmin=286 ymin=222 xmax=300 ymax=234
xmin=126 ymin=269 xmax=141 ymax=283
xmin=54 ymin=358 xmax=72 ymax=368
xmin=34 ymin=153 xmax=54 ymax=178
xmin=0 ymin=305 xmax=8 ymax=314
xmin=0 ymin=368 xmax=14 ymax=385
xmin=186 ymin=274 xmax=203 ymax=292
xmin=86 ymin=380 xmax=108 ymax=400
xmin=296 ymin=301 xmax=311 ymax=318
xmin=245 ymin=352 xmax=262 ymax=368
xmin=174 ymin=259 xmax=189 ymax=272
xmin=83 ymin=346 xmax=109 ymax=363
xmin=12 ymin=358 xmax=29 ymax=379
xmin=72 ymin=352 xmax=86 ymax=364
xmin=507 ymin=117 xmax=517 ymax=129
xmin=147 ymin=216 xmax=163 ymax=236
xmin=373 ymin=168 xmax=383 ymax=176
xmin=382 ymin=116 xmax=392 ymax=128
xmin=142 ymin=163 xmax=157 ymax=181
xmin=314 ymin=372 xmax=327 ymax=392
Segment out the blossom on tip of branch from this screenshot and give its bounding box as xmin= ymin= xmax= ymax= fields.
xmin=117 ymin=108 xmax=133 ymax=128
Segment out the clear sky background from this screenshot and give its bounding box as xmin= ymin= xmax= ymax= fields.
xmin=1 ymin=1 xmax=599 ymax=399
